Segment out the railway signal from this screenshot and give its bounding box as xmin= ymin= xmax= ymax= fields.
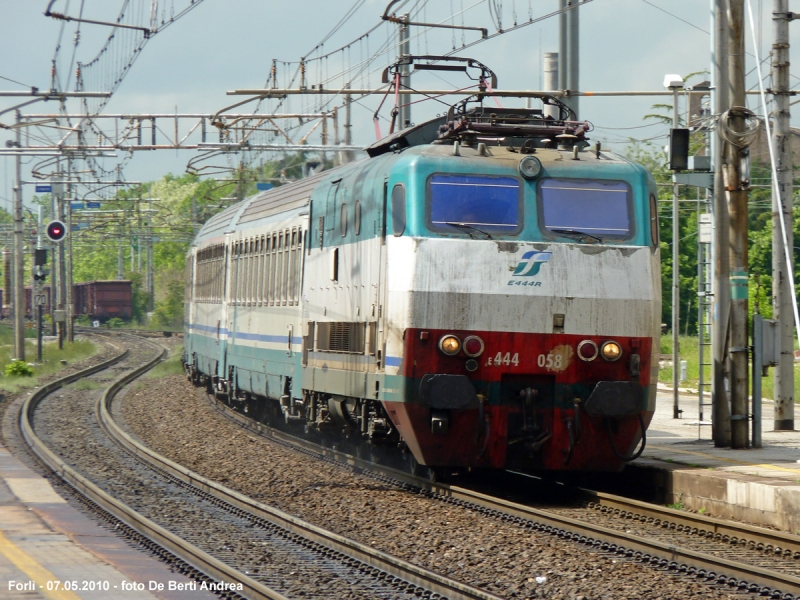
xmin=33 ymin=249 xmax=48 ymax=283
xmin=46 ymin=220 xmax=67 ymax=242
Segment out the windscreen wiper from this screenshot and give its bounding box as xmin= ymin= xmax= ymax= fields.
xmin=444 ymin=222 xmax=493 ymax=240
xmin=549 ymin=228 xmax=602 ymax=243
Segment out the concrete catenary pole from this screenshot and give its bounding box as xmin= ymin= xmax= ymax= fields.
xmin=56 ymin=171 xmax=66 ymax=348
xmin=397 ymin=14 xmax=411 ymax=130
xmin=558 ymin=1 xmax=580 ymax=118
xmin=772 ymin=1 xmax=794 ymax=431
xmin=65 ymin=156 xmax=73 ymax=342
xmin=543 ymin=52 xmax=560 ymax=120
xmin=343 ymin=84 xmax=355 ymax=164
xmin=4 ymin=249 xmax=11 ymax=316
xmin=712 ymin=0 xmax=732 ymax=446
xmin=727 ymin=0 xmax=750 ymax=449
xmin=567 ymin=0 xmax=580 ymax=119
xmin=672 ymin=84 xmax=681 ymax=419
xmin=13 ymin=110 xmax=24 ymax=361
xmin=559 ymin=1 xmax=568 ymax=105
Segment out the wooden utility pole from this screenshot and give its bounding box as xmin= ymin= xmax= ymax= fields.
xmin=726 ymin=0 xmax=749 ymax=449
xmin=771 ymin=0 xmax=795 ymax=431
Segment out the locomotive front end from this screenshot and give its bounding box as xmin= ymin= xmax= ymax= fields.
xmin=381 ymin=144 xmax=661 ymax=473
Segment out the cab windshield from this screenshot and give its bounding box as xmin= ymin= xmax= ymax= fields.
xmin=538 ymin=179 xmax=633 ymax=241
xmin=427 ymin=174 xmax=522 ymax=235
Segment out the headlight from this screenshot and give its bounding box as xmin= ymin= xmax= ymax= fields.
xmin=577 ymin=340 xmax=598 ymax=362
xmin=462 ymin=335 xmax=485 ymax=357
xmin=438 ymin=335 xmax=461 ymax=356
xmin=601 ymin=341 xmax=622 ymax=362
xmin=519 ymin=155 xmax=542 ymax=179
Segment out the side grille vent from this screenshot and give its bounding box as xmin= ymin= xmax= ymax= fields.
xmin=316 ymin=322 xmax=366 ymax=354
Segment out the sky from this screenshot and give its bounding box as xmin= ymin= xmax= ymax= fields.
xmin=1 ymin=0 xmax=798 ymax=212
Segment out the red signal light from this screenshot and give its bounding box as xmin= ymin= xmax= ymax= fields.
xmin=46 ymin=220 xmax=67 ymax=242
xmin=463 ymin=336 xmax=484 ymax=357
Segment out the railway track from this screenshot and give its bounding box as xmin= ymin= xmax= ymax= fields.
xmin=205 ymin=390 xmax=800 ymax=600
xmin=17 ymin=332 xmax=500 ymax=600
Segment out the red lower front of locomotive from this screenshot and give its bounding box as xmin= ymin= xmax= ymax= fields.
xmin=383 ymin=329 xmax=654 ymax=472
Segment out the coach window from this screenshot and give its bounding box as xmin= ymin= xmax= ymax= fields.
xmin=248 ymin=240 xmax=254 ymax=305
xmin=250 ymin=238 xmax=256 ymax=305
xmin=294 ymin=231 xmax=303 ymax=304
xmin=391 ymin=183 xmax=406 ymax=236
xmin=259 ymin=237 xmax=265 ymax=304
xmin=254 ymin=237 xmax=261 ymax=304
xmin=269 ymin=233 xmax=278 ymax=306
xmin=282 ymin=229 xmax=290 ymax=305
xmin=233 ymin=242 xmax=240 ymax=305
xmin=649 ymin=194 xmax=659 ymax=247
xmin=243 ymin=240 xmax=249 ymax=305
xmin=253 ymin=235 xmax=264 ymax=306
xmin=265 ymin=235 xmax=273 ymax=305
xmin=354 ymin=201 xmax=361 ymax=235
xmin=340 ymin=203 xmax=347 ymax=237
xmin=289 ymin=229 xmax=303 ymax=306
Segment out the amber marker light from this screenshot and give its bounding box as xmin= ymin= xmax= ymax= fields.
xmin=577 ymin=340 xmax=598 ymax=362
xmin=601 ymin=341 xmax=622 ymax=362
xmin=438 ymin=335 xmax=461 ymax=356
xmin=463 ymin=335 xmax=485 ymax=357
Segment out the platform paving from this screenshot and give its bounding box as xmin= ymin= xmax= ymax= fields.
xmin=0 ymin=445 xmax=215 ymax=599
xmin=633 ymin=387 xmax=800 ymax=532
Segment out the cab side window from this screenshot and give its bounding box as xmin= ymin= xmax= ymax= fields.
xmin=391 ymin=184 xmax=406 ymax=236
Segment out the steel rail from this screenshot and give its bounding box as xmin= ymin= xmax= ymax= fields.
xmin=205 ymin=393 xmax=800 ymax=598
xmin=101 ymin=374 xmax=503 ymax=600
xmin=579 ymin=488 xmax=800 ymax=558
xmin=19 ymin=336 xmax=289 ymax=600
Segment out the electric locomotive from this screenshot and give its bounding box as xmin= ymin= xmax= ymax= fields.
xmin=184 ymin=97 xmax=661 ymax=475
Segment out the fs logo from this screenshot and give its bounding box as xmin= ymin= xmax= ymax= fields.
xmin=512 ymin=251 xmax=552 ymax=276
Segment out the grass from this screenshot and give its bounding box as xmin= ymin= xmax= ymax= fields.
xmin=666 ymin=501 xmax=685 ymax=511
xmin=0 ymin=322 xmax=40 ymax=345
xmin=144 ymin=344 xmax=184 ymax=379
xmin=0 ymin=334 xmax=97 ymax=394
xmin=658 ymin=334 xmax=800 ymax=401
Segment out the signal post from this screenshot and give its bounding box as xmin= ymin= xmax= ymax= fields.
xmin=45 ymin=220 xmax=67 ymax=348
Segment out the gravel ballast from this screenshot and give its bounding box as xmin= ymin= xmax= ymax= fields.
xmin=117 ymin=374 xmax=746 ymax=600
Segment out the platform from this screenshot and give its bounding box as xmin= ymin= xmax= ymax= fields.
xmin=633 ymin=387 xmax=800 ymax=532
xmin=0 ymin=443 xmax=215 ymax=599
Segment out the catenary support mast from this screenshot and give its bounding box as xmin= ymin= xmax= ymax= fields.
xmin=772 ymin=0 xmax=794 ymax=431
xmin=712 ymin=0 xmax=732 ymax=446
xmin=727 ymin=0 xmax=750 ymax=449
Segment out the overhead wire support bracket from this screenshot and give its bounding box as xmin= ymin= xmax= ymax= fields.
xmin=381 ymin=0 xmax=488 ymax=37
xmin=45 ymin=3 xmax=155 ymax=36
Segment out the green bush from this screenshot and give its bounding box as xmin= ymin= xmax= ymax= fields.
xmin=6 ymin=360 xmax=34 ymax=377
xmin=150 ymin=280 xmax=184 ymax=330
xmin=107 ymin=317 xmax=124 ymax=329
